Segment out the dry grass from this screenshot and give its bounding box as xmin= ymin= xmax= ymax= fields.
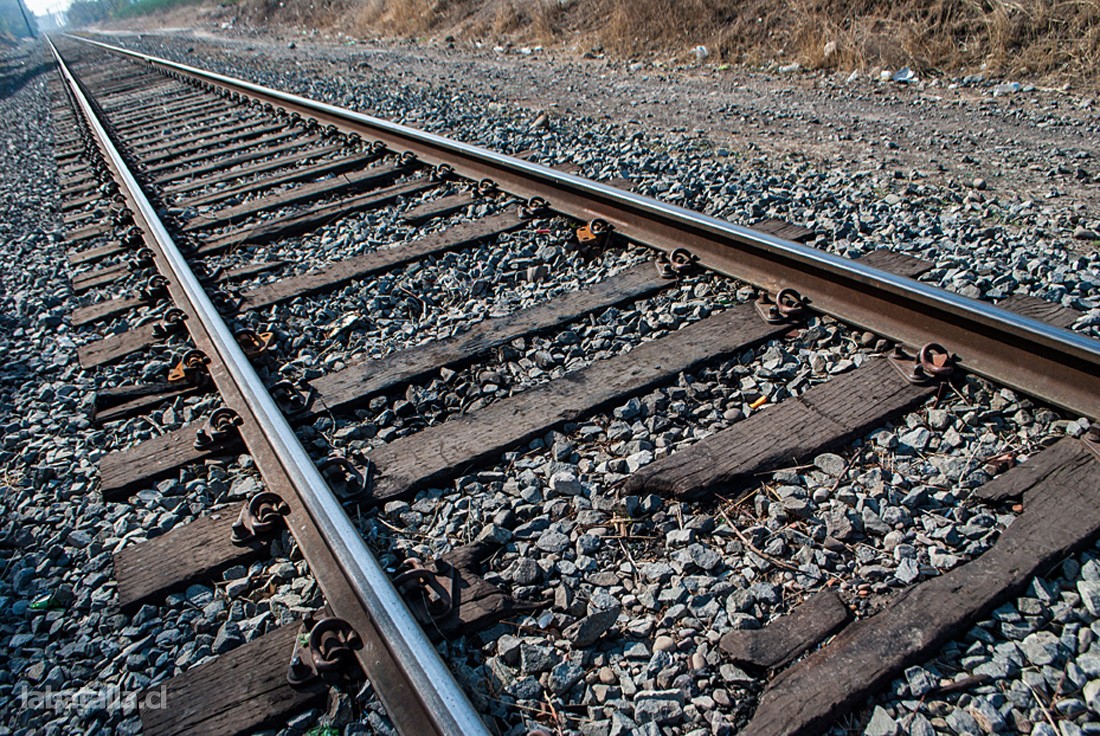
xmin=590 ymin=0 xmax=1100 ymax=80
xmin=228 ymin=0 xmax=1100 ymax=86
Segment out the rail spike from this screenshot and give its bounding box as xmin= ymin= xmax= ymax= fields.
xmin=286 ymin=615 xmax=363 ymax=688
xmin=230 ymin=491 xmax=290 ymax=545
xmin=193 ymin=407 xmax=243 ymax=450
xmin=754 ymin=287 xmax=808 ymax=323
xmin=889 ymin=342 xmax=958 ymax=385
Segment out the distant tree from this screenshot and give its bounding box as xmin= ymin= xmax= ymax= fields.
xmin=66 ymin=0 xmax=124 ymax=26
xmin=0 ymin=0 xmax=38 ymax=36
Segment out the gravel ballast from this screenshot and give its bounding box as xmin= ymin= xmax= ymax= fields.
xmin=4 ymin=27 xmax=1097 ymax=736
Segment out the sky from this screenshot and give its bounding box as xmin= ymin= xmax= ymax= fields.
xmin=27 ymin=0 xmax=71 ymax=16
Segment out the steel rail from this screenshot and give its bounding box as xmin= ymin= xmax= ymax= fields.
xmin=66 ymin=32 xmax=1100 ymax=420
xmin=48 ymin=36 xmax=491 ymax=736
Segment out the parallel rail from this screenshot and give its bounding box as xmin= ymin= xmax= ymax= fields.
xmin=45 ymin=31 xmax=1100 ymax=736
xmin=70 ymin=32 xmax=1100 ymax=420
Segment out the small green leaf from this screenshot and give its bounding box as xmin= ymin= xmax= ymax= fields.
xmin=305 ymin=727 xmax=340 ymax=736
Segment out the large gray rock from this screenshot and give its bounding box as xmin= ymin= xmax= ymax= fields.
xmin=564 ymin=606 xmax=620 ymax=647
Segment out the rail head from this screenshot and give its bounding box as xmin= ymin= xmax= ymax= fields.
xmin=47 ymin=34 xmax=491 ymax=736
xmin=62 ymin=32 xmax=1100 ymax=420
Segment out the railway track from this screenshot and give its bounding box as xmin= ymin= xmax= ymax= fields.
xmin=43 ymin=31 xmax=1100 ymax=736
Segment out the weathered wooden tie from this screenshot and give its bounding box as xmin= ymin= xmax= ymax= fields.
xmin=138 ymin=623 xmax=323 ymax=736
xmin=719 ymin=589 xmax=852 ymax=671
xmin=236 ymin=211 xmax=524 ymax=312
xmin=181 ymin=160 xmax=409 ymax=232
xmin=366 ymin=303 xmax=788 ymax=502
xmin=623 ymin=359 xmax=937 ymax=500
xmin=741 ymin=438 xmax=1100 ymax=736
xmin=193 ymin=179 xmax=435 ymax=256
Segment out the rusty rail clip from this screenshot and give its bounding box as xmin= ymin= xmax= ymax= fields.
xmin=889 ymin=342 xmax=957 ymax=385
xmin=126 ymin=247 xmax=156 ymax=271
xmin=286 ymin=615 xmax=363 ymax=688
xmin=576 ymin=218 xmax=611 ymax=247
xmin=519 ymin=196 xmax=550 ymax=219
xmin=655 ymin=247 xmax=698 ymax=279
xmin=235 ymin=328 xmax=275 ymax=357
xmin=754 ymin=287 xmax=808 ymax=323
xmin=209 ymin=289 xmax=239 ymax=312
xmin=138 ymin=274 xmax=169 ymax=302
xmin=473 ymin=177 xmax=498 ymax=197
xmin=318 ymin=455 xmax=371 ymax=500
xmin=271 ymin=379 xmax=311 ymax=414
xmin=393 ymin=557 xmax=457 ymax=626
xmin=430 ymin=163 xmax=455 ymax=182
xmin=397 ymin=150 xmax=418 ymax=167
xmin=193 ymin=407 xmax=243 ymax=450
xmin=230 ymin=491 xmax=290 ymax=544
xmin=167 ymin=349 xmax=210 ymax=385
xmin=151 ymin=307 xmax=188 ymax=338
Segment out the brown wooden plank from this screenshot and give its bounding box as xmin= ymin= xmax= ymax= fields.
xmin=755 ymin=217 xmax=816 ymax=244
xmin=99 ymin=421 xmax=233 ymax=500
xmin=62 ymin=181 xmax=99 ymax=199
xmin=96 ymin=381 xmax=189 ymax=409
xmin=214 ymin=260 xmax=286 ymax=283
xmin=68 ymin=241 xmax=125 ymax=268
xmin=742 ymin=439 xmax=1100 ymax=736
xmin=105 ymin=90 xmax=206 ymax=118
xmin=856 ymin=249 xmax=934 ymax=279
xmin=67 ymin=221 xmax=113 ymax=244
xmin=115 ymin=511 xmax=266 ymax=610
xmin=194 ymin=179 xmax=434 ymax=256
xmin=975 ymin=437 xmax=1096 ymax=504
xmin=93 ymin=263 xmax=670 ymax=492
xmin=181 ymin=161 xmax=406 ymax=232
xmin=154 ymin=136 xmax=326 ymax=185
xmin=180 ymin=151 xmax=376 ymax=208
xmin=143 ymin=129 xmax=300 ymax=176
xmin=402 ymin=192 xmax=475 ymax=224
xmin=998 ymin=293 xmax=1080 ymax=330
xmin=70 ymin=294 xmax=145 ymax=328
xmin=624 ymin=359 xmax=935 ymax=500
xmin=306 ymin=261 xmax=670 ymax=416
xmin=139 ymin=623 xmax=323 ymax=736
xmin=367 ymin=304 xmax=787 ymax=502
xmin=62 ymin=192 xmax=101 ymax=211
xmin=64 ymin=208 xmax=106 ymax=227
xmin=112 ymin=100 xmax=227 ymax=131
xmin=72 ymin=263 xmax=129 ymax=293
xmin=107 ymin=88 xmax=208 ymax=110
xmin=140 ymin=123 xmax=286 ymax=167
xmin=95 ymin=385 xmax=203 ymax=424
xmin=163 ymin=144 xmax=343 ymax=197
xmin=237 ymin=212 xmax=524 ymax=313
xmin=77 ymin=324 xmax=161 ymax=370
xmin=115 ymin=106 xmax=233 ymax=138
xmin=59 ymin=162 xmax=93 ymax=178
xmin=133 ymin=117 xmax=271 ymax=157
xmin=719 ymin=590 xmax=852 ymax=671
xmin=125 ymin=106 xmax=256 ymax=138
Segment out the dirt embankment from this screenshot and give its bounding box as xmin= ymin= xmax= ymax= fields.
xmin=153 ymin=0 xmax=1100 ymax=89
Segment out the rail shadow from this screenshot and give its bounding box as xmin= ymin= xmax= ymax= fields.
xmin=0 ymin=61 xmax=50 ymax=101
